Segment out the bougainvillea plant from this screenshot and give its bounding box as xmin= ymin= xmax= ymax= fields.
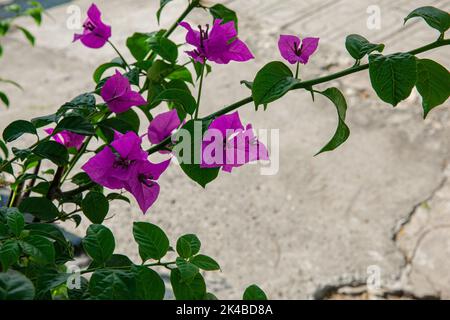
xmin=0 ymin=1 xmax=449 ymax=300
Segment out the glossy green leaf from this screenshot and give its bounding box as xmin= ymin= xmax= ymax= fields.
xmin=133 ymin=222 xmax=170 ymax=262
xmin=54 ymin=116 xmax=95 ymax=136
xmin=252 ymin=61 xmax=299 ymax=108
xmin=3 ymin=120 xmax=37 ymax=143
xmin=157 ymin=0 xmax=173 ymax=23
xmin=19 ymin=197 xmax=60 ymax=221
xmin=345 ymin=34 xmax=384 ymax=60
xmin=17 ymin=26 xmax=35 ymax=46
xmin=0 ymin=91 xmax=9 ymax=107
xmin=243 ymin=284 xmax=267 ymax=300
xmin=6 ymin=209 xmax=24 ymax=236
xmin=152 ymin=89 xmax=197 ymax=115
xmin=173 ymin=120 xmax=220 ymax=188
xmin=167 ymin=66 xmax=194 ymax=84
xmin=404 ymin=6 xmax=450 ymax=35
xmin=191 ymin=254 xmax=220 ymax=271
xmin=176 ymin=257 xmax=199 ymax=282
xmin=170 ymin=268 xmax=206 ymax=300
xmin=89 ymin=269 xmax=135 ymax=300
xmin=81 ymin=191 xmax=109 ymax=224
xmin=126 ymin=32 xmax=151 ymax=61
xmin=209 ymin=4 xmax=238 ymax=30
xmin=33 ymin=141 xmax=69 ymax=166
xmin=0 ymin=270 xmax=35 ymax=300
xmin=19 ymin=235 xmax=55 ymax=264
xmin=132 ymin=265 xmax=165 ymax=300
xmin=93 ymin=60 xmax=125 ymax=83
xmin=82 ymin=224 xmax=115 ymax=264
xmin=150 ymin=37 xmax=178 ymax=63
xmin=316 ymin=88 xmax=350 ymax=155
xmin=415 ymin=59 xmax=450 ymax=118
xmin=369 ymin=53 xmax=417 ymax=107
xmin=176 ymin=234 xmax=201 ymax=258
xmin=0 ymin=240 xmax=21 ymax=271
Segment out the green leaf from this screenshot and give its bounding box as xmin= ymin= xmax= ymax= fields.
xmin=176 ymin=234 xmax=201 ymax=258
xmin=209 ymin=4 xmax=238 ymax=30
xmin=17 ymin=26 xmax=35 ymax=46
xmin=133 ymin=222 xmax=170 ymax=262
xmin=152 ymin=89 xmax=197 ymax=115
xmin=106 ymin=193 xmax=130 ymax=204
xmin=415 ymin=59 xmax=450 ymax=118
xmin=34 ymin=270 xmax=70 ymax=299
xmin=89 ymin=269 xmax=135 ymax=300
xmin=88 ymin=254 xmax=133 ymax=269
xmin=126 ymin=32 xmax=152 ymax=61
xmin=157 ymin=0 xmax=173 ymax=23
xmin=176 ymin=257 xmax=199 ymax=282
xmin=369 ymin=53 xmax=417 ymax=107
xmin=243 ymin=284 xmax=267 ymax=300
xmin=0 ymin=240 xmax=21 ymax=271
xmin=0 ymin=270 xmax=35 ymax=300
xmin=93 ymin=60 xmax=125 ymax=84
xmin=173 ymin=120 xmax=220 ymax=188
xmin=6 ymin=209 xmax=24 ymax=236
xmin=167 ymin=66 xmax=194 ymax=85
xmin=31 ymin=114 xmax=58 ymax=128
xmin=315 ymin=88 xmax=350 ymax=155
xmin=345 ymin=34 xmax=384 ymax=60
xmin=170 ymin=268 xmax=206 ymax=300
xmin=150 ymin=36 xmax=178 ymax=63
xmin=54 ymin=116 xmax=95 ymax=136
xmin=81 ymin=191 xmax=109 ymax=224
xmin=0 ymin=139 xmax=8 ymax=158
xmin=82 ymin=224 xmax=115 ymax=264
xmin=147 ymin=60 xmax=174 ymax=83
xmin=116 ymin=109 xmax=140 ymax=133
xmin=19 ymin=235 xmax=55 ymax=264
xmin=404 ymin=6 xmax=450 ymax=35
xmin=19 ymin=197 xmax=60 ymax=221
xmin=25 ymin=223 xmax=70 ymax=252
xmin=33 ymin=141 xmax=69 ymax=166
xmin=3 ymin=120 xmax=37 ymax=143
xmin=252 ymin=61 xmax=299 ymax=108
xmin=193 ymin=60 xmax=212 ymax=80
xmin=191 ymin=254 xmax=220 ymax=271
xmin=0 ymin=91 xmax=9 ymax=107
xmin=132 ymin=265 xmax=165 ymax=300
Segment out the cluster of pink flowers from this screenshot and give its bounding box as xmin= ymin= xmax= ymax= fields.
xmin=58 ymin=4 xmax=320 ymax=213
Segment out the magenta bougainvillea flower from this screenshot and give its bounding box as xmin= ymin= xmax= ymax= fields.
xmin=201 ymin=112 xmax=269 ymax=172
xmin=124 ymin=159 xmax=171 ymax=213
xmin=73 ymin=4 xmax=111 ymax=49
xmin=179 ymin=19 xmax=254 ymax=64
xmin=147 ymin=109 xmax=181 ymax=145
xmin=45 ymin=128 xmax=85 ymax=150
xmin=82 ymin=131 xmax=147 ymax=189
xmin=101 ymin=70 xmax=147 ymax=114
xmin=82 ymin=131 xmax=170 ymax=213
xmin=278 ymin=35 xmax=319 ymax=64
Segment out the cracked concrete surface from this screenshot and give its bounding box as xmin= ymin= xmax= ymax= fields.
xmin=0 ymin=0 xmax=449 ymax=299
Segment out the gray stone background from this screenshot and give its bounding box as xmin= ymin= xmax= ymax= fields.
xmin=0 ymin=0 xmax=449 ymax=299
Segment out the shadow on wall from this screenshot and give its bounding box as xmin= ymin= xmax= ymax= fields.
xmin=0 ymin=0 xmax=72 ymax=18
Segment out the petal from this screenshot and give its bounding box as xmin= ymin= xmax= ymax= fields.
xmin=87 ymin=3 xmax=102 ymax=22
xmin=82 ymin=147 xmax=123 ymax=189
xmin=210 ymin=19 xmax=237 ymax=41
xmin=101 ymin=70 xmax=130 ymax=103
xmin=128 ymin=181 xmax=160 ymax=214
xmin=143 ymin=159 xmax=171 ymax=181
xmin=207 ymin=112 xmax=244 ymax=138
xmin=147 ymin=109 xmax=181 ymax=145
xmin=220 ymin=39 xmax=254 ymax=63
xmin=179 ymin=21 xmax=201 ymax=47
xmin=77 ymin=32 xmax=108 ymax=49
xmin=278 ymin=34 xmax=301 ymax=64
xmin=111 ymin=131 xmax=146 ymax=161
xmin=299 ymin=37 xmax=320 ymax=64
